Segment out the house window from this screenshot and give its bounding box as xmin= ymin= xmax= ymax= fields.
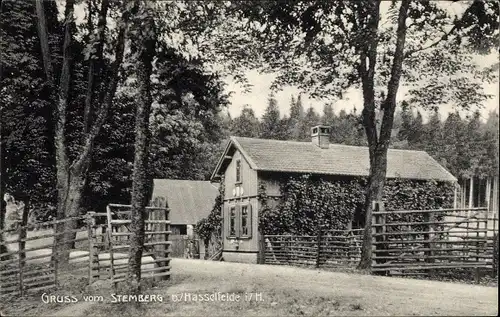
xmin=241 ymin=206 xmax=249 ymax=236
xmin=179 ymin=225 xmax=187 ymax=235
xmin=229 ymin=206 xmax=236 ymax=236
xmin=240 ymin=204 xmax=252 ymax=238
xmin=236 ymin=160 xmax=241 ymax=183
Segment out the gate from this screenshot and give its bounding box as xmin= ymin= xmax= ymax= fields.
xmin=101 ymin=198 xmax=171 ymax=286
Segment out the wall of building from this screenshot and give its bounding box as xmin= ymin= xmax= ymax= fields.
xmin=223 ymin=150 xmax=258 ymax=200
xmin=222 ymin=149 xmax=260 ymax=261
xmin=222 ymin=197 xmax=259 ymax=255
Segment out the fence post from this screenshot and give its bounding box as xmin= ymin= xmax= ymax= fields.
xmin=371 ymin=201 xmax=383 ymax=272
xmin=428 ymin=211 xmax=436 ymax=278
xmin=259 ymin=229 xmax=266 ymax=264
xmin=53 ymin=222 xmax=59 ymax=287
xmin=86 ymin=212 xmax=99 ymax=285
xmin=105 ymin=205 xmax=115 ymax=286
xmin=17 ymin=225 xmax=25 ymax=296
xmin=316 ymin=224 xmax=322 ymax=269
xmin=475 ymin=212 xmax=481 ymax=284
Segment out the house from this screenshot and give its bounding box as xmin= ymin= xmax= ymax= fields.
xmin=210 ymin=125 xmax=457 ymax=263
xmin=151 ymin=179 xmax=219 ymax=235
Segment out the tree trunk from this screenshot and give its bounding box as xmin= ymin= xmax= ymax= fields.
xmin=127 ymin=8 xmax=156 ymax=294
xmin=52 ymin=168 xmax=86 ymax=267
xmin=0 ymin=149 xmax=6 ymax=257
xmin=358 ymin=145 xmax=389 ymax=269
xmin=358 ymin=0 xmax=411 ymax=270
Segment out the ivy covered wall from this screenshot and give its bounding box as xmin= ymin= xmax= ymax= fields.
xmin=259 ymin=174 xmax=455 ymax=235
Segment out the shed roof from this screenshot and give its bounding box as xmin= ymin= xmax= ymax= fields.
xmin=152 ymin=179 xmax=219 ymax=225
xmin=211 ymin=136 xmax=456 ymax=182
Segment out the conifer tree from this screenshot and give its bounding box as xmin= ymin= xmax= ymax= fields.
xmin=260 ymin=93 xmax=281 ymax=139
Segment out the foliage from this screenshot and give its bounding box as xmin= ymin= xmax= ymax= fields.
xmin=195 ymin=180 xmax=224 ymax=242
xmin=259 ymin=175 xmax=454 ymax=235
xmin=0 ymin=0 xmax=59 ymax=214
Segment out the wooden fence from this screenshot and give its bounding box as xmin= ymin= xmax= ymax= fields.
xmin=371 ymin=206 xmax=498 ymax=279
xmin=0 ymin=199 xmax=172 ymax=297
xmin=262 ymin=206 xmax=498 ymax=281
xmin=0 ymin=215 xmax=91 ymax=296
xmin=263 ymin=228 xmax=364 ymax=269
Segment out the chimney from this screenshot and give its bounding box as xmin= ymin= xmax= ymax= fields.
xmin=311 ymin=125 xmax=330 ymax=149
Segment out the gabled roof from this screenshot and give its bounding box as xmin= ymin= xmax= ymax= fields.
xmin=211 ymin=136 xmax=457 ymax=182
xmin=152 ymin=179 xmax=219 ymax=225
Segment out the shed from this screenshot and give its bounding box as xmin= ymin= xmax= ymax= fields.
xmin=152 ymin=179 xmax=219 ymax=235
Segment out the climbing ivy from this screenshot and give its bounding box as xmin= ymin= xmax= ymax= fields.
xmin=195 ymin=178 xmax=224 ymax=242
xmin=259 ymin=175 xmax=454 ymax=235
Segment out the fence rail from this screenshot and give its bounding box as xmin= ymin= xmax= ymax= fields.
xmin=264 ymin=228 xmax=364 ymax=268
xmin=263 ymin=206 xmax=498 ymax=282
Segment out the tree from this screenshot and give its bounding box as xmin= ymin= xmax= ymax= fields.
xmin=231 ymin=105 xmax=260 ymax=137
xmin=209 ymin=0 xmax=498 ymax=269
xmin=478 ymin=111 xmax=499 ymax=178
xmin=396 ymin=101 xmax=424 ymax=149
xmin=287 ymin=94 xmax=306 ymax=140
xmin=34 ymin=0 xmax=135 ymax=266
xmin=410 ymin=111 xmax=424 ymax=148
xmin=300 ymin=106 xmax=320 ymax=141
xmin=127 ymin=1 xmax=157 ymax=294
xmin=463 ymin=111 xmax=485 ymax=178
xmin=439 ymin=111 xmax=463 ymax=176
xmin=321 ymin=103 xmax=335 ymax=126
xmin=260 ymin=93 xmax=281 ymax=139
xmin=330 ymin=109 xmax=366 ymax=146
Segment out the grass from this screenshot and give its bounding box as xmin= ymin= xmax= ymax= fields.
xmin=2 ymin=259 xmax=498 ymax=316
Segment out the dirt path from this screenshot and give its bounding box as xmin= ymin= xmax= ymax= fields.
xmin=168 ymin=259 xmax=498 ymax=316
xmin=46 ymin=259 xmax=497 ymax=316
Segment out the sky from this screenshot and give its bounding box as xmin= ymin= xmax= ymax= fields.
xmin=223 ymin=65 xmax=499 ymax=122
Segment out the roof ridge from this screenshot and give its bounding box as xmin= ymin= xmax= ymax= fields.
xmin=231 ymin=136 xmax=427 ymax=153
xmin=153 ymin=179 xmax=212 ymax=183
